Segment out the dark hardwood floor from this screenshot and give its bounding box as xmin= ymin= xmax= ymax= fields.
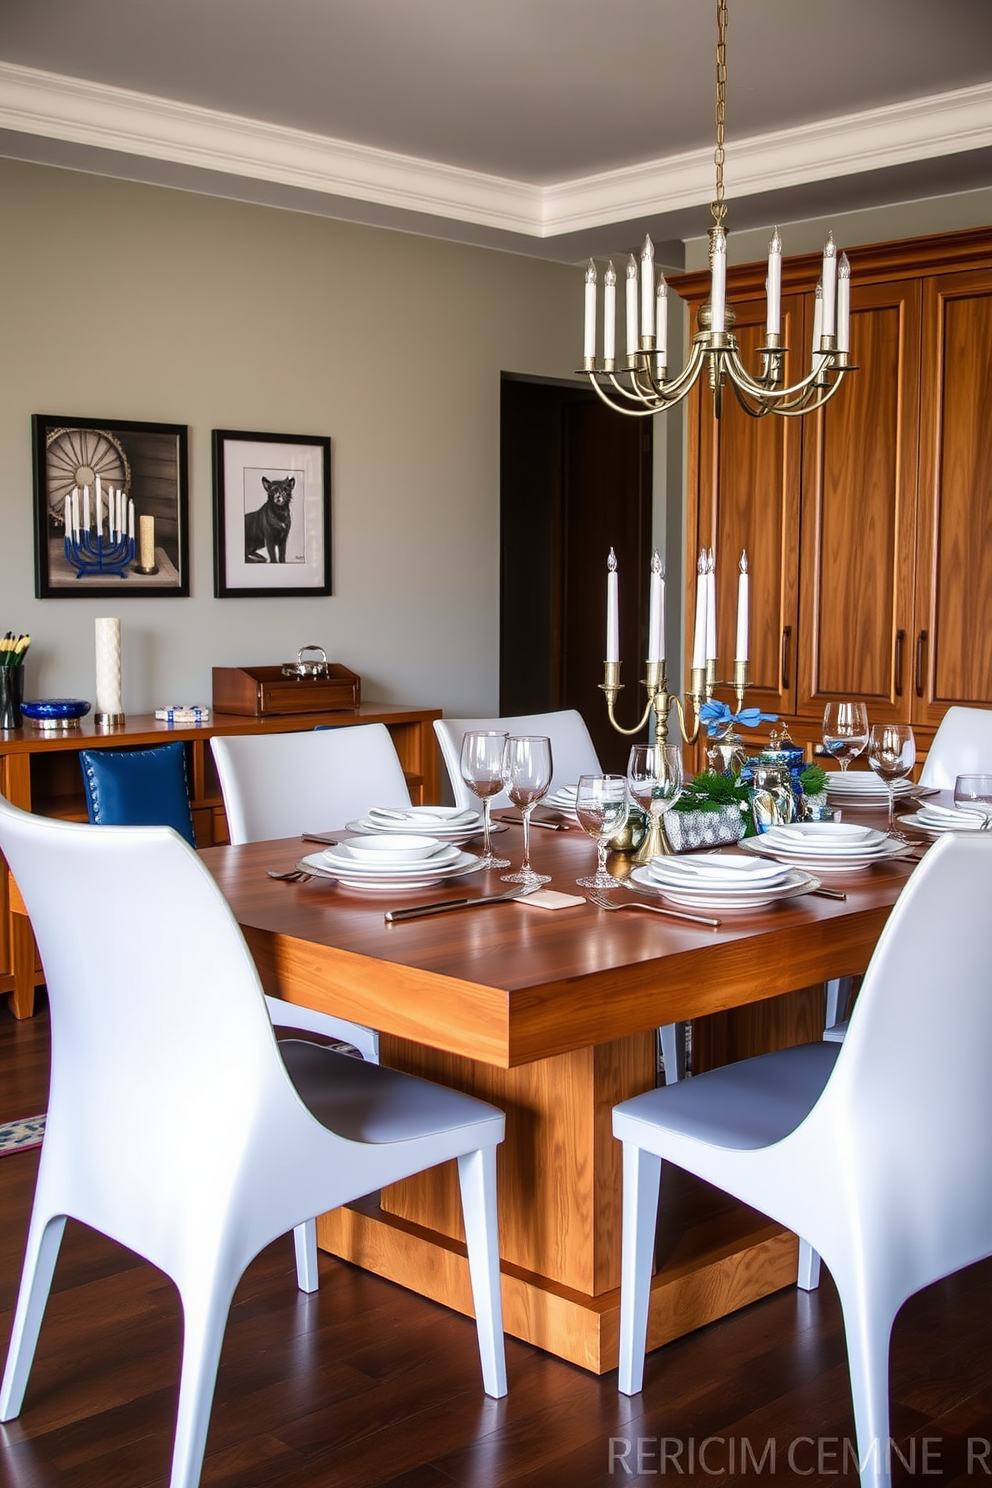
xmin=1 ymin=1001 xmax=990 ymax=1488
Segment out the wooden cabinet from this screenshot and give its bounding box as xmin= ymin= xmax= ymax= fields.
xmin=675 ymin=227 xmax=992 ymax=762
xmin=1 ymin=703 xmax=442 ymax=1018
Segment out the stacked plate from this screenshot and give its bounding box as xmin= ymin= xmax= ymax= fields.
xmin=901 ymin=800 xmax=992 ymax=835
xmin=630 ymin=852 xmax=818 ymax=910
xmin=300 ymin=834 xmax=482 ymax=890
xmin=542 ymin=784 xmax=579 ymax=820
xmin=824 ymin=771 xmax=919 ymax=807
xmin=740 ymin=821 xmax=907 ymax=873
xmin=345 ymin=805 xmax=484 ymax=846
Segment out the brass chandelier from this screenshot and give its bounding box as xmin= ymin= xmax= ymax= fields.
xmin=581 ymin=0 xmax=857 ymax=419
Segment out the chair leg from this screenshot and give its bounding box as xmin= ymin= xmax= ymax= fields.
xmin=0 ymin=1213 xmax=67 ymax=1420
xmin=293 ymin=1219 xmax=319 ymax=1293
xmin=168 ymin=1278 xmax=239 ymax=1488
xmin=457 ymin=1146 xmax=507 ymax=1398
xmin=618 ymin=1143 xmax=663 ymax=1396
xmin=658 ymin=1022 xmax=686 ymax=1084
xmin=824 ymin=977 xmax=852 ymax=1036
xmin=838 ymin=1288 xmax=896 ymax=1488
xmin=797 ymin=1238 xmax=822 ymax=1291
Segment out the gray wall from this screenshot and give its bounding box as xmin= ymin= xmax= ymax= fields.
xmin=0 ymin=157 xmax=580 ymax=717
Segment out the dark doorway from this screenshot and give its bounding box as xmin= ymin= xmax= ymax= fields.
xmin=500 ymin=376 xmax=653 ymax=773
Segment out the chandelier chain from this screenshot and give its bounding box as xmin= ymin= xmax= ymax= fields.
xmin=711 ymin=0 xmax=728 ymax=226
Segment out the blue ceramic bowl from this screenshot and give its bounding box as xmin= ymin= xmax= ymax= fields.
xmin=21 ymin=698 xmax=92 ymax=726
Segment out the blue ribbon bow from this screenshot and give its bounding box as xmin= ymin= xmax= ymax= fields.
xmin=699 ymin=700 xmax=780 ymax=737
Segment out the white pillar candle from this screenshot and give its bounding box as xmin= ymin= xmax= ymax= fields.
xmin=821 ymin=232 xmax=838 ymax=339
xmin=691 ymin=552 xmax=707 ymax=670
xmin=94 ymin=617 xmax=122 ymax=718
xmin=606 ymin=549 xmax=620 ymax=664
xmin=625 ymin=255 xmax=639 ymax=357
xmin=128 ymin=499 xmax=135 ymax=542
xmin=82 ymin=485 xmax=91 ymax=535
xmin=766 ymin=228 xmax=782 ymax=338
xmin=710 ymin=227 xmax=727 ymax=333
xmin=139 ymin=514 xmax=155 ymax=570
xmin=648 ymin=550 xmax=665 ymax=665
xmin=705 ymin=551 xmax=718 ymax=663
xmin=640 ymin=236 xmax=655 ymax=343
xmin=583 ymin=260 xmax=597 ymax=360
xmin=837 ymin=253 xmax=851 ymax=355
xmin=64 ymin=495 xmax=71 ymax=536
xmin=735 ymin=550 xmax=749 ymax=662
xmin=603 ymin=261 xmax=617 ymax=361
xmin=656 ymin=274 xmax=668 ymax=362
xmin=72 ymin=488 xmax=80 ymax=539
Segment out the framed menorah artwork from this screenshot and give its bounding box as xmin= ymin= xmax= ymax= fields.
xmin=212 ymin=429 xmax=331 ymax=598
xmin=32 ymin=414 xmax=190 ymax=598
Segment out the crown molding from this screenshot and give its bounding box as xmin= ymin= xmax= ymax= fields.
xmin=2 ymin=62 xmax=990 ymax=241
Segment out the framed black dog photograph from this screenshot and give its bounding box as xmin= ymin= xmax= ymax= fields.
xmin=212 ymin=429 xmax=331 ymax=598
xmin=33 ymin=414 xmax=189 ymax=598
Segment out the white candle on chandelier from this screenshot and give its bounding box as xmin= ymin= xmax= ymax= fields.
xmin=584 ymin=260 xmax=597 ymax=360
xmin=648 ymin=550 xmax=665 ymax=666
xmin=811 ymin=279 xmax=824 ymax=356
xmin=735 ymin=551 xmax=749 ymax=662
xmin=766 ymin=228 xmax=782 ymax=339
xmin=710 ymin=226 xmax=727 ymax=333
xmin=606 ymin=549 xmax=620 ymax=663
xmin=625 ymin=255 xmax=639 ymax=357
xmin=640 ymin=236 xmax=655 ymax=342
xmin=821 ymin=233 xmax=838 ymax=339
xmin=656 ymin=274 xmax=668 ymax=361
xmin=837 ymin=253 xmax=851 ymax=355
xmin=705 ymin=550 xmax=718 ymax=662
xmin=603 ymin=261 xmax=617 ymax=361
xmin=691 ymin=551 xmax=707 ymax=670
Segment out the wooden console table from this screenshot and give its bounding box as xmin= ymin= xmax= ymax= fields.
xmin=0 ymin=703 xmax=441 ymax=1018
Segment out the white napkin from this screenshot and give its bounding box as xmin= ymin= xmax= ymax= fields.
xmin=369 ymin=806 xmax=477 ymax=825
xmin=650 ymin=853 xmax=790 ymax=887
xmin=916 ymin=801 xmax=991 ymax=828
xmin=762 ymin=823 xmax=874 ymax=848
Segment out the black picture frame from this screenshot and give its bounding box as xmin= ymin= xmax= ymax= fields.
xmin=212 ymin=429 xmax=332 ymax=598
xmin=32 ymin=414 xmax=189 ymax=598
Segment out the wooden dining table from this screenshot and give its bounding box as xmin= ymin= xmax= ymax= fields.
xmin=201 ymin=822 xmax=919 ymax=1374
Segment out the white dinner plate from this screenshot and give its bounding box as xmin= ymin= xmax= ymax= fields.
xmin=647 ymin=852 xmax=794 ymax=889
xmin=631 ymin=864 xmax=819 ymax=910
xmin=740 ymin=834 xmax=912 ymax=873
xmin=346 ymin=814 xmax=483 ymax=842
xmin=759 ymin=824 xmax=887 ymax=856
xmin=901 ymin=808 xmax=991 ymax=835
xmin=300 ymin=848 xmax=482 ymax=891
xmin=367 ymin=805 xmax=479 ymax=827
xmin=824 ymin=774 xmax=916 ymax=795
xmin=322 ymin=841 xmax=462 ymax=876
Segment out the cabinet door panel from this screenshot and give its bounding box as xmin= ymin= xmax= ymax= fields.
xmin=687 ymin=294 xmax=803 ymax=717
xmin=796 ymin=280 xmax=921 ymax=718
xmin=915 ymin=269 xmax=992 ymax=722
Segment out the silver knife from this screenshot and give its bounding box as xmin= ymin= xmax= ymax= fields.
xmin=385 ymin=884 xmax=538 ymax=923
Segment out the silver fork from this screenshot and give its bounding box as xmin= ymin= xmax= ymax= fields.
xmin=585 ymin=889 xmax=721 ymax=928
xmin=267 ymin=868 xmax=314 ymax=882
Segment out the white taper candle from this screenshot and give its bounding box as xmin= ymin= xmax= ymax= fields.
xmin=606 ymin=549 xmax=620 ymax=664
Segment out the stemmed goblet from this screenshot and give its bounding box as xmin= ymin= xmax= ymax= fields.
xmin=822 ymin=702 xmax=870 ymax=772
xmin=867 ymin=723 xmax=916 ymax=837
xmin=459 ymin=730 xmax=511 ymax=870
xmin=627 ymin=743 xmax=684 ymax=859
xmin=500 ymin=735 xmax=553 ymax=885
xmin=574 ymin=775 xmax=629 ymax=888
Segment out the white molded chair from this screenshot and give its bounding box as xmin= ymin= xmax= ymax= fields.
xmin=0 ymin=798 xmax=506 ymax=1488
xmin=434 ymin=710 xmax=600 ymax=812
xmin=919 ymin=705 xmax=992 ymax=788
xmin=436 ymin=710 xmax=686 ymax=1085
xmin=613 ymin=833 xmax=992 ymax=1488
xmin=211 ymin=723 xmax=412 ymax=1065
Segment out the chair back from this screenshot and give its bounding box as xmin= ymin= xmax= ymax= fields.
xmin=434 ymin=709 xmax=600 ymax=810
xmin=0 ymin=795 xmax=308 ymax=1268
xmin=211 ymin=724 xmax=410 ymax=843
xmin=80 ymin=741 xmax=197 ymax=846
xmin=919 ymin=706 xmax=992 ymax=788
xmin=814 ymin=834 xmax=992 ymax=1281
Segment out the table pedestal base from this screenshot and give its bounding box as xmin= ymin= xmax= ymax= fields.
xmin=318 ymin=1195 xmax=799 ymax=1375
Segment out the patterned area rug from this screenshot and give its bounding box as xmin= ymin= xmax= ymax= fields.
xmin=0 ymin=1115 xmax=46 ymax=1156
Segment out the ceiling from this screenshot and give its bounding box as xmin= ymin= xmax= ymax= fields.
xmin=1 ymin=0 xmax=990 ymax=267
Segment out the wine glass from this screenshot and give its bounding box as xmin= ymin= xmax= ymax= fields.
xmin=822 ymin=702 xmax=870 ymax=772
xmin=867 ymin=723 xmax=916 ymax=836
xmin=500 ymin=735 xmax=553 ymax=885
xmin=574 ymin=775 xmax=629 ymax=888
xmin=627 ymin=743 xmax=684 ymax=858
xmin=459 ymin=730 xmax=511 ymax=870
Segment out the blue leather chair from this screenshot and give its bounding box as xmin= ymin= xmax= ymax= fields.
xmin=79 ymin=742 xmax=197 ymax=847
